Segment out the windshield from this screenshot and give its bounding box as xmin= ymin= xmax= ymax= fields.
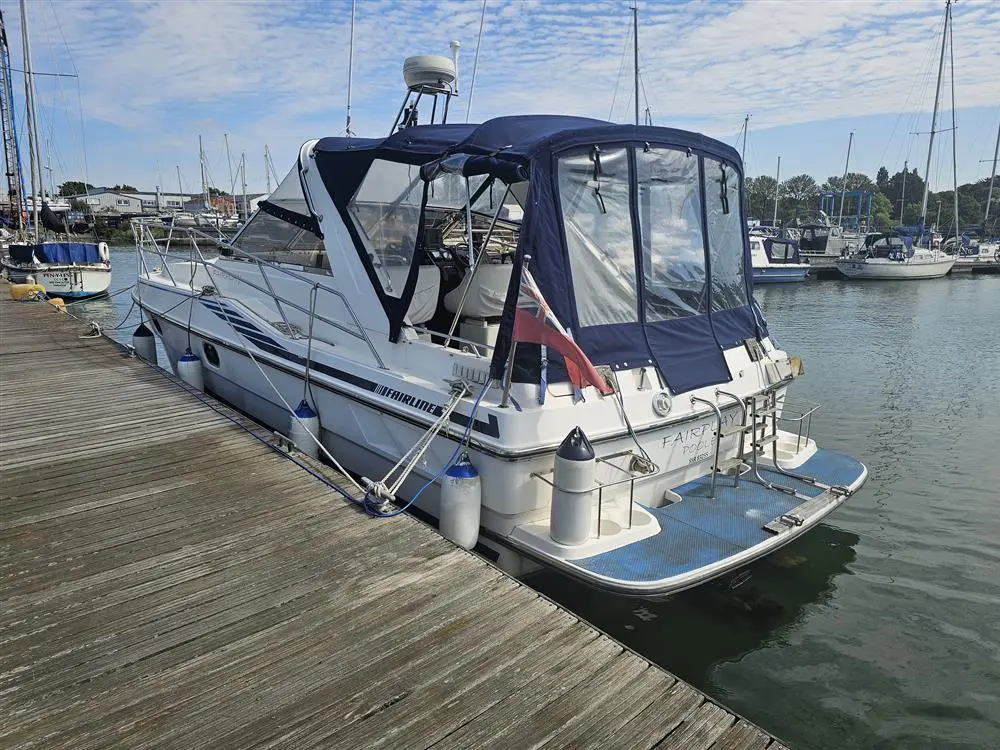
xmin=556 ymin=144 xmax=746 ymax=330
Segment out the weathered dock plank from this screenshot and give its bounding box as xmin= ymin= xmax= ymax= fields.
xmin=0 ymin=292 xmax=785 ymax=749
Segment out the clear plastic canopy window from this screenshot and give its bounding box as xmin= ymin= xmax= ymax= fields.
xmin=557 ymin=145 xmax=746 ymax=329
xmin=268 ymin=165 xmax=311 ymax=218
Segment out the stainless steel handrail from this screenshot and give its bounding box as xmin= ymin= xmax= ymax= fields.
xmin=690 ymin=395 xmax=725 ymax=499
xmin=530 ymin=448 xmax=658 ymax=538
xmin=132 ymin=220 xmax=387 ymax=369
xmin=409 ymin=326 xmax=497 ymax=356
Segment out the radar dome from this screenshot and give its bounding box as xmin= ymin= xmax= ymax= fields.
xmin=403 ymin=55 xmax=457 ymax=92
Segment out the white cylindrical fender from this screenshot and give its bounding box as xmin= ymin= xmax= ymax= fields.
xmin=289 ymin=400 xmax=320 ymax=459
xmin=439 ymin=453 xmax=481 ymax=550
xmin=98 ymin=242 xmax=110 ymax=263
xmin=549 ymin=427 xmax=596 ymax=546
xmin=132 ymin=323 xmax=157 ymax=365
xmin=177 ymin=348 xmax=204 ymax=391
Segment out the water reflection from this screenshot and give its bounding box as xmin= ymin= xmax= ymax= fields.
xmin=529 ymin=523 xmax=859 ymax=689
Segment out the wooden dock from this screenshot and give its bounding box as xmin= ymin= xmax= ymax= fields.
xmin=0 ymin=290 xmax=785 ymax=749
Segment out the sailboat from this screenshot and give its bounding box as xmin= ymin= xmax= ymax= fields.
xmin=0 ymin=2 xmax=110 ymax=298
xmin=837 ymin=1 xmax=956 ymax=280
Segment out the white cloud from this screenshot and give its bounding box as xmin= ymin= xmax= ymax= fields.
xmin=8 ymin=0 xmax=999 ymax=191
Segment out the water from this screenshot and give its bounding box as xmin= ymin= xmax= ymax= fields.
xmin=531 ymin=276 xmax=1000 ymax=749
xmin=81 ymin=253 xmax=1000 ymax=747
xmin=67 ymin=247 xmax=167 ymax=362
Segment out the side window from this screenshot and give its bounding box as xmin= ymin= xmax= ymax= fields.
xmin=635 ymin=147 xmax=706 ymax=320
xmin=704 ymin=157 xmax=749 ymax=310
xmin=231 ymin=211 xmax=325 ymax=268
xmin=558 ymin=147 xmax=638 ymax=327
xmin=348 ymin=160 xmax=423 ymax=298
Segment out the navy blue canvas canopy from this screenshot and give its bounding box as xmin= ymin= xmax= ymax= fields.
xmin=9 ymin=242 xmax=102 ymax=265
xmin=314 ymin=116 xmax=766 ymax=395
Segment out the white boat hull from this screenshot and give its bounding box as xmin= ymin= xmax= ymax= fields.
xmin=135 ymin=274 xmax=866 ymax=596
xmin=835 ymin=255 xmax=955 ymax=279
xmin=2 ymin=262 xmax=111 ymax=297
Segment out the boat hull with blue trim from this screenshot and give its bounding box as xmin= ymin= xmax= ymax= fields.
xmin=133 ymin=105 xmax=868 ymax=597
xmin=2 ymin=241 xmax=111 ymax=298
xmin=752 ymin=266 xmax=809 ymax=283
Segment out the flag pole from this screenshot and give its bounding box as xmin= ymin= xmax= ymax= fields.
xmin=500 ymin=254 xmax=531 ymax=408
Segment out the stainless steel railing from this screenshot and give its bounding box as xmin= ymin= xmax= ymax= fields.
xmin=131 ymin=220 xmax=387 ymax=369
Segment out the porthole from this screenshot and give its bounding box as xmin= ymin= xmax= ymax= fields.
xmin=202 ymin=342 xmax=220 ymax=368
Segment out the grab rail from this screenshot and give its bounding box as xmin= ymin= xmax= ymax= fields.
xmin=531 ymin=449 xmax=658 ymax=538
xmin=690 ymin=395 xmax=724 ymax=499
xmin=132 ymin=221 xmax=387 ymax=369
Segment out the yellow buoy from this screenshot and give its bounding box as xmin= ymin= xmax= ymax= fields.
xmin=10 ymin=283 xmax=47 ymax=301
xmin=46 ymin=297 xmax=66 ymax=311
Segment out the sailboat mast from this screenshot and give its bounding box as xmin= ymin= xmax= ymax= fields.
xmin=19 ymin=0 xmax=41 ymax=240
xmin=899 ymin=160 xmax=907 ymax=223
xmin=224 ymin=133 xmax=236 ymax=201
xmin=773 ymin=156 xmax=781 ymax=226
xmin=199 ymin=135 xmax=209 ymax=211
xmin=44 ymin=136 xmax=53 ymax=198
xmin=838 ymin=131 xmax=853 ymax=227
xmin=919 ymin=0 xmax=950 ymax=232
xmin=947 ymin=0 xmax=958 ymax=242
xmin=240 ymin=151 xmax=247 ymax=218
xmin=985 ymin=119 xmax=1000 ymax=227
xmin=632 ymin=5 xmax=639 ymax=127
xmin=264 ymin=146 xmax=271 ymax=193
xmin=176 ymin=164 xmax=182 ymax=198
xmin=346 ymin=0 xmax=355 ymax=135
xmin=740 ymin=114 xmax=749 ymax=166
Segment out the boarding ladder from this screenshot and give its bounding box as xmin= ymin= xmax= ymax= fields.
xmin=691 ymin=390 xmax=851 ymax=530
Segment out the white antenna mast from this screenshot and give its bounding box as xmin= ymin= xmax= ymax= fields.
xmin=465 ymin=0 xmax=487 ymax=123
xmin=450 ymin=40 xmax=461 ymax=95
xmin=346 ymin=0 xmax=356 ymax=136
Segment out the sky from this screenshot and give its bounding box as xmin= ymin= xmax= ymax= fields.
xmin=4 ymin=0 xmax=999 ymax=198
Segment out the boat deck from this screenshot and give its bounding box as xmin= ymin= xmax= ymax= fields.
xmin=573 ymin=452 xmax=866 ymax=586
xmin=0 ymin=288 xmax=787 ymax=748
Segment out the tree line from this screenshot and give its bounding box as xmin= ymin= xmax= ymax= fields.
xmin=56 ymin=181 xmax=234 ymax=198
xmin=745 ymin=167 xmax=998 ymax=235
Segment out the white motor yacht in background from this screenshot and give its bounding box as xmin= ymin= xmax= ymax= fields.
xmin=132 ymin=51 xmax=867 ymax=597
xmin=794 ymin=213 xmax=852 ymax=260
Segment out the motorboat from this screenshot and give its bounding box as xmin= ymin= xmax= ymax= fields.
xmin=131 ymin=53 xmax=867 ymax=597
xmin=750 ymin=235 xmax=810 ymax=283
xmin=794 ymin=213 xmax=852 ymax=259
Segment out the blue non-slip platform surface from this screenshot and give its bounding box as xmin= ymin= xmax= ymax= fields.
xmin=572 ymin=449 xmax=866 ymax=583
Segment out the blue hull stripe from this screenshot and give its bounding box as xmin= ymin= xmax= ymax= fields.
xmin=187 ymin=295 xmax=500 ymax=438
